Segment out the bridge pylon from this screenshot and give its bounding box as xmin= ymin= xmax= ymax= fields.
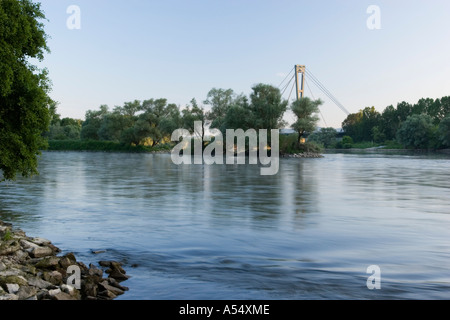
xmin=294 ymin=65 xmax=306 ymax=100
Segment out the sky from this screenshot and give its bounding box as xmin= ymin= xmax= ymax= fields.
xmin=36 ymin=0 xmax=450 ymax=129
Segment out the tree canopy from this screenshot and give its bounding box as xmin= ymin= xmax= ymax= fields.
xmin=0 ymin=0 xmax=52 ymax=181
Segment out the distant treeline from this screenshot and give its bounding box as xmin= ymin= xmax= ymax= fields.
xmin=44 ymin=88 xmax=450 ymax=152
xmin=340 ymin=97 xmax=450 ymax=149
xmin=44 ymin=84 xmax=323 ymax=153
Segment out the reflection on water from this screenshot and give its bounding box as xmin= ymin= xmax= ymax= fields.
xmin=1 ymin=151 xmax=450 ymax=299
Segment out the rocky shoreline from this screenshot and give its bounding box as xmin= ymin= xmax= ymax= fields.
xmin=282 ymin=152 xmax=324 ymax=158
xmin=0 ymin=220 xmax=129 ymax=300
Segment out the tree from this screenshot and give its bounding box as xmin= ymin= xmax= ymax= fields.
xmin=396 ymin=114 xmax=435 ymax=149
xmin=438 ymin=116 xmax=450 ymax=148
xmin=291 ymin=97 xmax=321 ymax=148
xmin=379 ymin=105 xmax=399 ymax=141
xmin=204 ymin=88 xmax=235 ymax=130
xmin=249 ymin=84 xmax=288 ymax=130
xmin=308 ymin=127 xmax=337 ymax=148
xmin=0 ymin=0 xmax=52 ymax=181
xmin=80 ymin=105 xmax=109 ymax=140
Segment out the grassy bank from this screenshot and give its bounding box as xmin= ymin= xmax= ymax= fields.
xmin=47 ymin=140 xmax=172 ymax=153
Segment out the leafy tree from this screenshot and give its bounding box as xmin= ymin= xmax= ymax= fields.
xmin=437 ymin=115 xmax=450 ymax=148
xmin=379 ymin=105 xmax=399 ymax=141
xmin=182 ymin=98 xmax=206 ymax=141
xmin=80 ymin=105 xmax=109 ymax=140
xmin=291 ymin=97 xmax=321 ymax=148
xmin=308 ymin=127 xmax=337 ymax=148
xmin=342 ymin=112 xmax=363 ymax=141
xmin=249 ymin=84 xmax=288 ymax=130
xmin=396 ymin=114 xmax=435 ymax=149
xmin=204 ymin=88 xmax=235 ymax=130
xmin=0 ymin=0 xmax=52 ymax=181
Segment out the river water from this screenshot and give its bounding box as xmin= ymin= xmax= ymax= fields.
xmin=0 ymin=151 xmax=449 ymax=300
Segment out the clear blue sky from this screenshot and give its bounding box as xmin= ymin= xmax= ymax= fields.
xmin=37 ymin=0 xmax=450 ymax=128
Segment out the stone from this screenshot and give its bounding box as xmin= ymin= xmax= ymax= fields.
xmin=108 ymin=269 xmax=130 ymax=281
xmin=52 ymin=291 xmax=77 ymax=300
xmin=20 ymin=239 xmax=40 ymax=250
xmin=43 ymin=270 xmax=63 ymax=285
xmin=29 ymin=246 xmax=53 ymax=258
xmin=17 ymin=285 xmax=37 ymax=300
xmin=0 ymin=262 xmax=6 ymax=272
xmin=6 ymin=283 xmax=20 ymax=294
xmin=0 ymin=293 xmax=18 ymax=300
xmin=13 ymin=250 xmax=29 ymax=262
xmin=31 ymin=237 xmax=51 ymax=246
xmin=27 ymin=277 xmax=53 ymax=289
xmin=0 ymin=275 xmax=28 ymax=287
xmin=99 ymin=280 xmax=124 ymax=296
xmin=48 ymin=288 xmax=61 ymax=296
xmin=0 ymin=240 xmax=21 ymax=255
xmin=35 ymin=256 xmax=60 ymax=269
xmin=98 ymin=289 xmax=117 ymax=299
xmin=107 ymin=278 xmax=129 ymax=291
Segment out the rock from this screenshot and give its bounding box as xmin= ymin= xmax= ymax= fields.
xmin=35 ymin=256 xmax=60 ymax=269
xmin=81 ymin=279 xmax=98 ymax=298
xmin=17 ymin=285 xmax=37 ymax=300
xmin=6 ymin=283 xmax=20 ymax=294
xmin=13 ymin=250 xmax=29 ymax=262
xmin=20 ymin=239 xmax=40 ymax=250
xmin=99 ymin=280 xmax=124 ymax=296
xmin=31 ymin=237 xmax=51 ymax=246
xmin=27 ymin=277 xmax=53 ymax=289
xmin=0 ymin=240 xmax=21 ymax=255
xmin=0 ymin=262 xmax=6 ymax=272
xmin=61 ymin=284 xmax=81 ymax=299
xmin=29 ymin=246 xmax=53 ymax=258
xmin=91 ymin=250 xmax=106 ymax=254
xmin=98 ymin=261 xmax=112 ymax=268
xmin=107 ymin=278 xmax=129 ymax=291
xmin=52 ymin=291 xmax=77 ymax=300
xmin=48 ymin=288 xmax=61 ymax=296
xmin=59 ymin=253 xmax=76 ymax=269
xmin=107 ymin=269 xmax=130 ymax=282
xmin=43 ymin=270 xmax=63 ymax=285
xmin=0 ymin=275 xmax=28 ymax=287
xmin=0 ymin=293 xmax=18 ymax=300
xmin=98 ymin=289 xmax=117 ymax=299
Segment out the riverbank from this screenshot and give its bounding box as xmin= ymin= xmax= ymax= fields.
xmin=0 ymin=220 xmax=130 ymax=300
xmin=47 ymin=140 xmax=172 ymax=153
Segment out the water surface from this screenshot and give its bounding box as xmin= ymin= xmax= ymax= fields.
xmin=0 ymin=151 xmax=449 ymax=299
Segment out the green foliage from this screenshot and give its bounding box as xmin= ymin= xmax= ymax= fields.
xmin=2 ymin=229 xmax=12 ymax=241
xmin=279 ymin=134 xmax=323 ymax=154
xmin=342 ymin=96 xmax=450 ymax=149
xmin=47 ymin=140 xmax=173 ymax=153
xmin=249 ymin=83 xmax=288 ymax=130
xmin=307 ymin=127 xmax=337 ymax=148
xmin=290 ymin=97 xmax=322 ymax=149
xmin=341 ymin=136 xmax=354 ymax=149
xmin=396 ymin=114 xmax=436 ymax=149
xmin=0 ymin=0 xmax=52 ymax=181
xmin=437 ymin=116 xmax=450 ymax=148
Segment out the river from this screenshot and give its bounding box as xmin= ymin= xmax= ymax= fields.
xmin=0 ymin=151 xmax=449 ymax=299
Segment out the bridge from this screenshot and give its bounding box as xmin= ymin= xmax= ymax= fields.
xmin=279 ymin=65 xmax=350 ymax=128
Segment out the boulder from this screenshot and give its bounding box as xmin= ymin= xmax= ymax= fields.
xmin=43 ymin=270 xmax=63 ymax=285
xmin=29 ymin=246 xmax=53 ymax=258
xmin=35 ymin=256 xmax=60 ymax=269
xmin=17 ymin=285 xmax=37 ymax=300
xmin=6 ymin=283 xmax=20 ymax=294
xmin=0 ymin=240 xmax=21 ymax=255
